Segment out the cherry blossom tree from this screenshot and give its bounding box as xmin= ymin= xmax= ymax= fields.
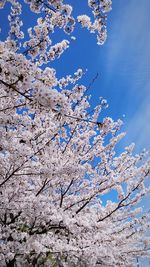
xmin=0 ymin=1 xmax=150 ymax=266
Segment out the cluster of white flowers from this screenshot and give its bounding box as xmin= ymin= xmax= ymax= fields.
xmin=88 ymin=0 xmax=112 ymax=13
xmin=8 ymin=0 xmax=24 ymax=41
xmin=58 ymin=69 xmax=84 ymax=89
xmin=23 ymin=18 xmax=52 ymax=59
xmin=78 ymin=0 xmax=112 ymax=44
xmin=0 ymin=1 xmax=150 ymax=267
xmin=46 ymin=39 xmax=70 ymax=61
xmin=77 ymin=15 xmax=91 ymax=28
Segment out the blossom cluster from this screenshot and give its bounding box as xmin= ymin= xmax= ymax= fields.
xmin=78 ymin=0 xmax=112 ymax=45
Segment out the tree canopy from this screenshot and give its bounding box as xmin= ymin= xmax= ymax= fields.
xmin=0 ymin=1 xmax=150 ymax=266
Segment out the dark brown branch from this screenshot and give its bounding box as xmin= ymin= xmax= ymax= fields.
xmin=1 ymin=211 xmax=22 ymax=225
xmin=0 ymin=79 xmax=32 ymax=101
xmin=0 ymin=162 xmax=26 ymax=187
xmin=64 ymin=113 xmax=103 ymax=127
xmin=0 ymin=131 xmax=59 ymax=187
xmin=36 ymin=178 xmax=49 ymax=196
xmin=23 ymin=39 xmax=45 ymax=56
xmin=13 ymin=172 xmax=44 ymax=176
xmin=122 ymin=247 xmax=150 ymax=255
xmin=0 ymin=103 xmax=26 ymax=112
xmin=75 ymin=199 xmax=90 ymax=214
xmin=62 ymin=125 xmax=77 ymax=154
xmin=60 ymin=179 xmax=74 ymax=207
xmin=72 ymin=73 xmax=99 ymax=111
xmin=97 ymin=182 xmax=141 ymax=222
xmin=64 ymin=198 xmax=90 ymax=211
xmin=29 ymin=223 xmax=67 ymax=235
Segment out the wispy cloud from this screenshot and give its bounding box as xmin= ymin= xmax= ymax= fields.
xmin=102 ymin=0 xmax=150 ymax=151
xmin=124 ymin=83 xmax=150 ymax=151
